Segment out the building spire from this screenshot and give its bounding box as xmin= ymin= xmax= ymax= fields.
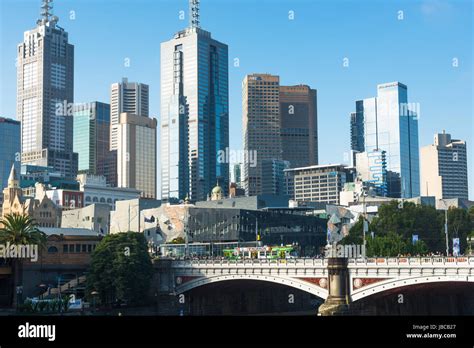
xmin=189 ymin=0 xmax=200 ymax=28
xmin=7 ymin=164 xmax=18 ymax=188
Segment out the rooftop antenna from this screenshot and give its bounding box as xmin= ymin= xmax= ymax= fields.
xmin=189 ymin=0 xmax=200 ymax=29
xmin=38 ymin=0 xmax=58 ymax=26
xmin=40 ymin=0 xmax=52 ymax=22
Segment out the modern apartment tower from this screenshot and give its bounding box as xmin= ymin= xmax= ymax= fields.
xmin=117 ymin=113 xmax=157 ymax=199
xmin=280 ymin=85 xmax=318 ymax=168
xmin=350 ymin=82 xmax=420 ymax=198
xmin=420 ymin=131 xmax=468 ymax=200
xmin=161 ymin=1 xmax=229 ymax=202
xmin=110 ymin=78 xmax=149 ymax=151
xmin=73 ymin=102 xmax=116 ymax=186
xmin=17 ymin=0 xmax=77 ymax=177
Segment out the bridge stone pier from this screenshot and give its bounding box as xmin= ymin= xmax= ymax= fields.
xmin=154 ymin=256 xmax=474 ymax=315
xmin=317 ymin=258 xmax=350 ymax=316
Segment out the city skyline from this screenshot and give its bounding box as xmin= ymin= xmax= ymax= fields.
xmin=0 ymin=0 xmax=472 ymax=199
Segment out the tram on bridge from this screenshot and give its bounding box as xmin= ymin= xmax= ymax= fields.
xmin=222 ymin=245 xmax=298 ymax=260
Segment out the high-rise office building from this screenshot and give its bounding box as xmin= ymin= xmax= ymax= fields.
xmin=243 ymin=74 xmax=281 ymax=196
xmin=0 ymin=118 xmax=21 ymax=191
xmin=17 ymin=0 xmax=77 ymax=178
xmin=285 ymin=164 xmax=355 ymax=205
xmin=73 ymin=102 xmax=116 ymax=186
xmin=232 ymin=163 xmax=242 ymax=187
xmin=0 ymin=117 xmax=21 ymax=214
xmin=420 ymin=131 xmax=468 ymax=200
xmin=280 ymin=85 xmax=318 ymax=168
xmin=110 ymin=78 xmax=149 ymax=151
xmin=261 ymin=159 xmax=290 ymax=196
xmin=117 ymin=113 xmax=157 ymax=199
xmin=161 ymin=3 xmax=229 ymax=202
xmin=351 ymin=82 xmax=420 ymax=198
xmin=350 ymin=111 xmax=364 ymax=154
xmin=243 ymin=75 xmax=319 ymax=196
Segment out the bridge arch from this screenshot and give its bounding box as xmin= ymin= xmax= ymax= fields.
xmin=351 ymin=275 xmax=474 ymax=302
xmin=176 ymin=274 xmax=328 ymax=300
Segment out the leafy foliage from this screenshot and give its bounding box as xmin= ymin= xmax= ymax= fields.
xmin=342 ymin=201 xmax=473 ymax=256
xmin=0 ymin=213 xmax=46 ymax=248
xmin=0 ymin=213 xmax=46 ymax=306
xmin=86 ymin=232 xmax=153 ymax=306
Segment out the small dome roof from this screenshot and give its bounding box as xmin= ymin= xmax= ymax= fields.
xmin=212 ymin=185 xmax=222 ymax=194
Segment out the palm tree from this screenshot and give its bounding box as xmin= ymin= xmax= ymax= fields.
xmin=0 ymin=213 xmax=46 ymax=308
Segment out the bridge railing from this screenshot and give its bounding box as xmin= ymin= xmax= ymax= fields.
xmin=169 ymin=257 xmax=328 ymax=267
xmin=349 ymin=257 xmax=474 ymax=266
xmin=164 ymin=256 xmax=474 ymax=268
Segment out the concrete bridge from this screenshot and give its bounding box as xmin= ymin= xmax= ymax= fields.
xmin=155 ymin=256 xmax=474 ymax=314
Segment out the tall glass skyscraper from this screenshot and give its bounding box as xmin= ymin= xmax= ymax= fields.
xmin=160 ymin=4 xmax=229 ymax=202
xmin=351 ymin=82 xmax=420 ymax=198
xmin=0 ymin=118 xmax=21 ymax=191
xmin=280 ymin=85 xmax=318 ymax=168
xmin=17 ymin=0 xmax=77 ymax=178
xmin=73 ymin=102 xmax=116 ymax=186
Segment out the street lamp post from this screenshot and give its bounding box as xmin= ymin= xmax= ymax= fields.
xmin=362 ymin=191 xmax=367 ymax=251
xmin=184 ymin=208 xmax=189 ymax=258
xmin=91 ymin=291 xmax=99 ymax=313
xmin=442 ymin=200 xmax=449 ymax=256
xmin=445 ymin=208 xmax=449 ymax=256
xmin=15 ymin=286 xmax=23 ymax=311
xmin=57 ymin=275 xmax=62 ymax=314
xmin=38 ymin=283 xmax=47 ymax=301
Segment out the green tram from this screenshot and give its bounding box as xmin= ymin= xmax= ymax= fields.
xmin=223 ymin=245 xmax=298 ymax=260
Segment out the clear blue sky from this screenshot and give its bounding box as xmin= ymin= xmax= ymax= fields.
xmin=0 ymin=0 xmax=472 ymax=199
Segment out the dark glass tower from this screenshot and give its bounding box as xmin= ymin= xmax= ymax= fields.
xmin=161 ymin=2 xmax=229 ymax=202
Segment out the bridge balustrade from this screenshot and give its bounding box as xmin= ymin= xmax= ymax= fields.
xmin=409 ymin=258 xmax=421 ymax=265
xmin=164 ymin=256 xmax=473 ymax=269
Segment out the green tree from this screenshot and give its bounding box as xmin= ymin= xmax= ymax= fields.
xmin=0 ymin=213 xmax=46 ymax=307
xmin=341 ymin=201 xmax=461 ymax=256
xmin=407 ymin=240 xmax=429 ymax=256
xmin=447 ymin=207 xmax=471 ymax=254
xmin=340 ymin=216 xmax=363 ymax=245
xmin=468 ymin=206 xmax=474 ymax=222
xmin=366 ymin=232 xmax=407 ymax=257
xmin=370 ymin=201 xmax=443 ymax=251
xmin=86 ymin=232 xmax=153 ymax=306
